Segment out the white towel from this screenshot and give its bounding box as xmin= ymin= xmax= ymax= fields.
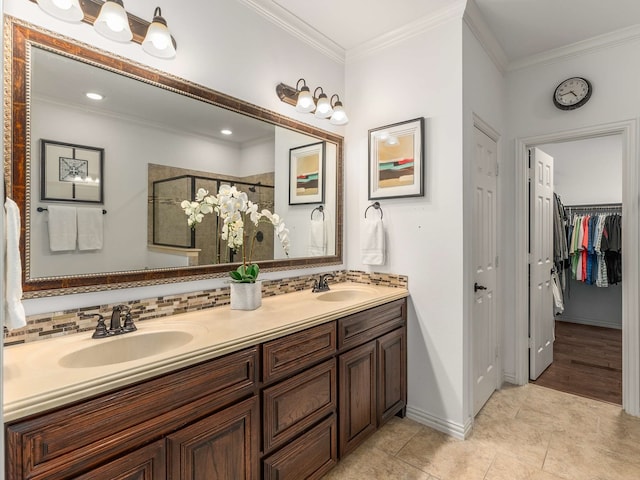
xmin=308 ymin=218 xmax=327 ymax=256
xmin=48 ymin=205 xmax=77 ymax=251
xmin=77 ymin=207 xmax=104 ymax=250
xmin=361 ymin=217 xmax=385 ymax=265
xmin=4 ymin=198 xmax=26 ymax=330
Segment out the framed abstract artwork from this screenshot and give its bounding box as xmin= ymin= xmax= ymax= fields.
xmin=368 ymin=117 xmax=424 ymax=199
xmin=41 ymin=139 xmax=104 ymax=203
xmin=289 ymin=141 xmax=325 ymax=205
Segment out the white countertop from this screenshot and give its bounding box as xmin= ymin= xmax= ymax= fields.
xmin=4 ymin=282 xmax=408 ymax=422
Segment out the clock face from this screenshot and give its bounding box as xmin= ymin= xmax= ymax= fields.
xmin=553 ymin=77 xmax=592 ymax=110
xmin=59 ymin=157 xmax=89 ymax=182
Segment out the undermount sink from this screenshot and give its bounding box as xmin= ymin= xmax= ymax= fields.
xmin=58 ymin=331 xmax=194 ymax=368
xmin=315 ymin=288 xmax=376 ymax=302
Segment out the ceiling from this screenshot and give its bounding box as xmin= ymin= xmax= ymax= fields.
xmin=244 ymin=0 xmax=640 ymax=65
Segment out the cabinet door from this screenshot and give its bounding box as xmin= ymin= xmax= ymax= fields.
xmin=167 ymin=396 xmax=259 ymax=480
xmin=74 ymin=439 xmax=166 ymax=480
xmin=377 ymin=327 xmax=407 ymax=425
xmin=338 ymin=341 xmax=376 ymax=457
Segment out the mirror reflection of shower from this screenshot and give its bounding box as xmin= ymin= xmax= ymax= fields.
xmin=151 ymin=171 xmax=275 ymax=266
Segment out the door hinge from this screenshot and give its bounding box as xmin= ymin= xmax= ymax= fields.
xmin=528 ymin=337 xmax=534 ymax=348
xmin=495 ymin=162 xmax=499 ymax=176
xmin=495 ymin=256 xmax=499 ymax=268
xmin=495 ymin=346 xmax=499 ymax=358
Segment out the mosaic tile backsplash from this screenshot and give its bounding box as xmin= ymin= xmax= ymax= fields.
xmin=4 ymin=271 xmax=408 ymax=346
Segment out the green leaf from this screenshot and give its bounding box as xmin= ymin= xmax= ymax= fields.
xmin=229 ymin=263 xmax=259 ymax=283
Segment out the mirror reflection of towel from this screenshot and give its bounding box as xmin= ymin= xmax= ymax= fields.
xmin=308 ymin=218 xmax=327 ymax=256
xmin=48 ymin=205 xmax=77 ymax=251
xmin=77 ymin=207 xmax=104 ymax=250
xmin=361 ymin=217 xmax=385 ymax=265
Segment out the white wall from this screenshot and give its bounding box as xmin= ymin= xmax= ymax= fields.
xmin=502 ymin=37 xmax=640 ymax=379
xmin=4 ymin=0 xmax=346 ymax=313
xmin=345 ymin=18 xmax=467 ymax=434
xmin=540 ymin=136 xmax=622 ymax=205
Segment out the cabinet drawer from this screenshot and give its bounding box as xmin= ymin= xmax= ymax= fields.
xmin=262 ymin=322 xmax=336 ymax=383
xmin=338 ymin=299 xmax=406 ymax=351
xmin=6 ymin=347 xmax=257 ymax=480
xmin=263 ymin=359 xmax=336 ymax=453
xmin=263 ymin=414 xmax=337 ymax=480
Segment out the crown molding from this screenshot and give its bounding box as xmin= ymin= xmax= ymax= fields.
xmin=346 ymin=0 xmax=467 ymax=64
xmin=508 ymin=23 xmax=640 ymax=72
xmin=235 ymin=0 xmax=345 ymax=64
xmin=463 ymin=0 xmax=508 ymax=74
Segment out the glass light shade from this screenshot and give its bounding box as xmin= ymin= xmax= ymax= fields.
xmin=36 ymin=0 xmax=84 ymax=22
xmin=142 ymin=21 xmax=176 ymax=59
xmin=296 ymin=87 xmax=315 ymax=113
xmin=94 ymin=0 xmax=133 ymax=43
xmin=330 ymin=105 xmax=348 ymax=125
xmin=314 ymin=94 xmax=333 ymax=119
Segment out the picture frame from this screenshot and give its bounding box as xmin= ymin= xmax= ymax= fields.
xmin=289 ymin=141 xmax=325 ymax=205
xmin=368 ymin=117 xmax=425 ymax=199
xmin=41 ymin=139 xmax=104 ymax=203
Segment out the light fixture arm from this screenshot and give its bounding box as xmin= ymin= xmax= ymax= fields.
xmin=330 ymin=94 xmax=342 ymax=107
xmin=313 ymin=86 xmax=325 ymax=99
xmin=295 ymin=78 xmax=308 ymax=91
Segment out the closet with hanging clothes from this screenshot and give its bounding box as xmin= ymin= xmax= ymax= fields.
xmin=532 ymin=137 xmax=622 ymax=405
xmin=559 ymin=202 xmax=622 ymax=328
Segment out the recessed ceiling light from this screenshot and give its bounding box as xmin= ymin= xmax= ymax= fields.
xmin=86 ymin=92 xmax=104 ymax=100
xmin=221 ymin=129 xmax=232 ymax=135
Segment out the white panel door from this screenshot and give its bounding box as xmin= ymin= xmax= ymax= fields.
xmin=473 ymin=127 xmax=498 ymax=416
xmin=529 ymin=147 xmax=555 ymax=380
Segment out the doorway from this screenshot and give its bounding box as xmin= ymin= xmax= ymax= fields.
xmin=530 ymin=136 xmax=623 ymax=404
xmin=513 ymin=120 xmax=640 ymax=416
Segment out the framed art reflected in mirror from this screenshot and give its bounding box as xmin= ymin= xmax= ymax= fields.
xmin=41 ymin=139 xmax=104 ymax=203
xmin=289 ymin=141 xmax=325 ymax=205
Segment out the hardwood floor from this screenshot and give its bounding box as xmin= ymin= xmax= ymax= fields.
xmin=532 ymin=320 xmax=622 ymax=405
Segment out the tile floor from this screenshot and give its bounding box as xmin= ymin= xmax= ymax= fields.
xmin=321 ymin=384 xmax=640 ymax=480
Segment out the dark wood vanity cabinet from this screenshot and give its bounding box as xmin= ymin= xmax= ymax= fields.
xmin=5 ymin=347 xmax=258 ymax=480
xmin=5 ymin=298 xmax=407 ymax=480
xmin=260 ymin=323 xmax=338 ymax=480
xmin=338 ymin=299 xmax=407 ymax=456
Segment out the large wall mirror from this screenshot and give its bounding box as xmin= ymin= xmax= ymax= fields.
xmin=5 ymin=19 xmax=343 ymax=297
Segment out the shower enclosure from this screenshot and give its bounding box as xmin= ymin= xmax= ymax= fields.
xmin=152 ymin=174 xmax=275 ymax=266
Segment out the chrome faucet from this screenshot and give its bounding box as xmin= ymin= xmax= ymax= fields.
xmin=91 ymin=305 xmax=136 ymax=339
xmin=312 ymin=273 xmax=335 ymax=293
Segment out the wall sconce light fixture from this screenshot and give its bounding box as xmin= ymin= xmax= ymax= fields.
xmin=36 ymin=0 xmax=84 ymax=22
xmin=32 ymin=0 xmax=177 ymax=59
xmin=277 ymin=78 xmax=349 ymax=125
xmin=94 ymin=0 xmax=133 ymax=42
xmin=142 ymin=7 xmax=177 ymax=59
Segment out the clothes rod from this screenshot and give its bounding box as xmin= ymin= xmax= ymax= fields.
xmin=37 ymin=206 xmax=107 ymax=214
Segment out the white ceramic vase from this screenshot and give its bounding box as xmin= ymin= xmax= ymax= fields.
xmin=230 ymin=280 xmax=262 ymax=310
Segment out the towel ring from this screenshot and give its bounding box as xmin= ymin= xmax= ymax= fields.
xmin=311 ymin=205 xmax=324 ymax=220
xmin=364 ymin=202 xmax=383 ymax=219
xmin=37 ymin=206 xmax=107 ymax=214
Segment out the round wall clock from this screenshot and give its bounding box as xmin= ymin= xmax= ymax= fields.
xmin=553 ymin=77 xmax=592 ymax=110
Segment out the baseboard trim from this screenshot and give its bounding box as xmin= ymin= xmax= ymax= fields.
xmin=405 ymin=405 xmax=471 ymax=439
xmin=503 ymin=373 xmax=518 ymax=385
xmin=557 ymin=316 xmax=621 ymax=330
